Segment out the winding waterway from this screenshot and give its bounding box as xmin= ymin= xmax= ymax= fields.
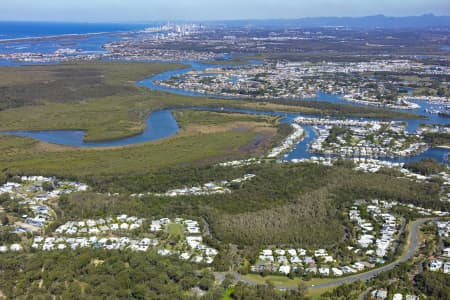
xmin=0 ymin=59 xmax=449 ymax=164
xmin=0 ymin=109 xmax=178 ymax=148
xmin=137 ymin=60 xmax=450 ymax=164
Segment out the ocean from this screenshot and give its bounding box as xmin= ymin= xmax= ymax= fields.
xmin=0 ymin=21 xmax=151 ymax=40
xmin=0 ymin=21 xmax=159 ymax=56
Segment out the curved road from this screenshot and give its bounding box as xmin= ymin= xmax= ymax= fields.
xmin=215 ymin=217 xmax=440 ymax=291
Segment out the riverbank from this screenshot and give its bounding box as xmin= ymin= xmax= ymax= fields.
xmin=0 ymin=61 xmax=447 ymax=166
xmin=342 ymin=95 xmax=420 ymax=110
xmin=0 ymin=110 xmax=280 ymax=177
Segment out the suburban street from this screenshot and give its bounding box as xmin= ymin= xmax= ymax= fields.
xmin=214 ymin=217 xmax=441 ymax=291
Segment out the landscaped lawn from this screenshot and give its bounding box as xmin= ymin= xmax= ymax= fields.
xmin=168 ymin=223 xmax=183 ymax=237
xmin=241 ymin=274 xmax=333 ymax=287
xmin=306 ymin=286 xmax=335 ymax=299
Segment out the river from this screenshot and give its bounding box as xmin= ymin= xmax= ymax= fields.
xmin=0 ymin=109 xmax=178 ymax=148
xmin=0 ymin=59 xmax=448 ymax=164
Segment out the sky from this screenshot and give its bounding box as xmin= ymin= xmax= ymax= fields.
xmin=1 ymin=0 xmax=449 ymax=22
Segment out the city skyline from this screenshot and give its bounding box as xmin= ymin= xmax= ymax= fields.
xmin=1 ymin=0 xmax=449 ymax=22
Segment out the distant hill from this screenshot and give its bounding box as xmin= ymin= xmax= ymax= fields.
xmin=210 ymin=14 xmax=450 ymax=29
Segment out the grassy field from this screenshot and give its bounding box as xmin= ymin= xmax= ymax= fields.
xmin=168 ymin=223 xmax=183 ymax=237
xmin=0 ymin=62 xmax=187 ymax=110
xmin=307 ymin=286 xmax=336 ymax=299
xmin=220 ymin=283 xmax=333 ymax=299
xmin=241 ymin=274 xmax=333 ymax=287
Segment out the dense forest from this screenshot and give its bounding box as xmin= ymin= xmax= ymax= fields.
xmin=0 ymin=249 xmax=221 ymax=299
xmin=405 ymin=158 xmax=448 ymax=176
xmin=423 ymin=132 xmax=450 ymax=147
xmin=415 ymin=272 xmax=450 ymax=299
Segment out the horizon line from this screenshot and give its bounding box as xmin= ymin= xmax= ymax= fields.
xmin=0 ymin=13 xmax=449 ymax=24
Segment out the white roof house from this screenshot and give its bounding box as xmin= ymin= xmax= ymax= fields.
xmin=259 ymin=255 xmax=274 ymax=262
xmin=297 ymin=248 xmax=307 ymax=256
xmin=318 ymin=267 xmax=330 ymax=276
xmin=443 ymin=262 xmax=450 ymax=274
xmin=186 ymin=236 xmax=202 ymax=249
xmin=287 ymin=249 xmax=297 ymax=256
xmin=323 ymin=255 xmax=335 ymax=263
xmin=277 ymin=256 xmax=288 ymax=264
xmin=275 ymin=249 xmax=286 ymax=255
xmin=290 ymin=256 xmax=302 ymax=264
xmin=205 ymin=257 xmax=214 ymax=264
xmin=353 ymin=262 xmax=365 ymax=271
xmin=192 ymin=256 xmax=203 ymax=263
xmin=442 ymin=247 xmax=450 ymax=257
xmin=150 ymin=220 xmax=161 ymax=232
xmin=393 ymin=293 xmax=403 ymax=300
xmin=429 ymin=259 xmax=443 ymax=271
xmin=205 ymin=248 xmax=218 ymax=256
xmin=371 ymin=289 xmax=388 ymax=300
xmin=261 ymin=249 xmax=273 ymax=256
xmin=57 ymin=244 xmax=67 ymax=250
xmin=179 ymin=252 xmax=191 ymax=260
xmin=10 ymin=244 xmax=22 ymax=251
xmin=279 ymin=265 xmax=291 ymax=275
xmin=332 ymin=268 xmax=343 ymax=276
xmin=314 ymin=249 xmax=327 ymax=257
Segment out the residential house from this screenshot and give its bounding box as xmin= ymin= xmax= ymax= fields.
xmin=279 ymin=265 xmax=291 ymax=275
xmin=443 ymin=262 xmax=450 ymax=274
xmin=429 ymin=259 xmax=443 ymax=271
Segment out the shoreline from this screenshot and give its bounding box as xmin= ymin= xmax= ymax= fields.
xmin=0 ymin=30 xmax=133 ymax=44
xmin=342 ymin=95 xmax=420 ymax=110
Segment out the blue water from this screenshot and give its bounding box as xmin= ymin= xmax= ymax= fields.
xmin=0 ymin=21 xmax=155 ymax=58
xmin=137 ymin=60 xmax=261 ymax=97
xmin=283 ymin=125 xmax=449 ymax=164
xmin=0 ymin=22 xmax=149 ymax=40
xmin=136 ymin=63 xmax=449 ymax=164
xmin=0 ymin=110 xmax=178 ymax=147
xmin=0 ymin=35 xmax=115 ymax=55
xmin=308 ymin=92 xmax=449 ymax=133
xmin=191 ymin=107 xmax=449 ymax=164
xmin=138 ymin=64 xmax=449 ymax=134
